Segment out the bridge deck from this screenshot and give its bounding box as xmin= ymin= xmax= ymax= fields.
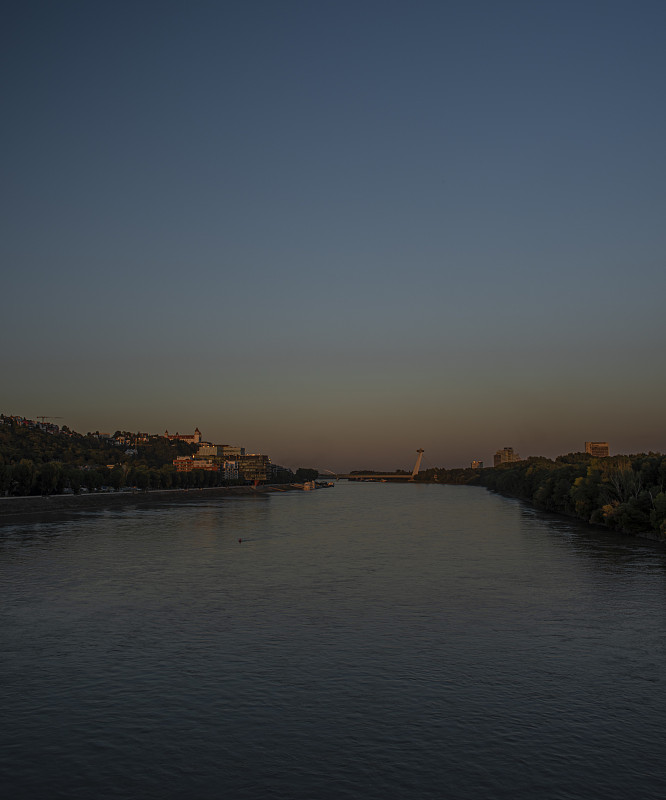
xmin=338 ymin=473 xmax=414 ymax=481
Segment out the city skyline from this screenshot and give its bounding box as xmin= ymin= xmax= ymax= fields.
xmin=0 ymin=412 xmax=633 ymax=475
xmin=3 ymin=1 xmax=665 ymax=472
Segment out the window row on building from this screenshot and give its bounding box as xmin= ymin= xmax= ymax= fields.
xmin=172 ymin=438 xmax=273 ymax=483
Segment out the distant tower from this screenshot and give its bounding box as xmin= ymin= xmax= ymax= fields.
xmin=410 ymin=449 xmax=425 ymax=480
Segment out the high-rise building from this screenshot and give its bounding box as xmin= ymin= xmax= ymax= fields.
xmin=494 ymin=447 xmax=521 ymax=467
xmin=585 ymin=442 xmax=609 ymax=457
xmin=471 ymin=460 xmax=484 ymax=469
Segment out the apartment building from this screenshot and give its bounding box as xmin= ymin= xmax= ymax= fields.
xmin=494 ymin=447 xmax=521 ymax=467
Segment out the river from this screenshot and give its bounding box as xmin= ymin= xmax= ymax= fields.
xmin=1 ymin=482 xmax=665 ymax=799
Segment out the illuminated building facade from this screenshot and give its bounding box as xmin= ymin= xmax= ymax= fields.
xmin=173 ymin=456 xmax=218 ymax=472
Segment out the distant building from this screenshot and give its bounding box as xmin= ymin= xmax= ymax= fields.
xmin=220 ymin=445 xmax=245 ymax=459
xmin=222 ymin=461 xmax=239 ymax=481
xmin=585 ymin=442 xmax=609 ymax=457
xmin=494 ymin=447 xmax=521 ymax=467
xmin=270 ymin=463 xmax=294 ymax=481
xmin=471 ymin=460 xmax=484 ymax=470
xmin=196 ymin=443 xmax=246 ymax=459
xmin=173 ymin=456 xmax=218 ymax=472
xmin=237 ymin=454 xmax=270 ymax=483
xmin=196 ymin=444 xmax=220 ymax=457
xmin=165 ymin=428 xmax=202 ymax=445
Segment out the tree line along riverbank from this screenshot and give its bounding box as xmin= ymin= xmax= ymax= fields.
xmin=0 ymin=417 xmax=319 ymax=497
xmin=417 ymin=453 xmax=666 ymax=540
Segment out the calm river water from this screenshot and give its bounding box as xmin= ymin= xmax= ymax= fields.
xmin=2 ymin=482 xmax=666 ymax=799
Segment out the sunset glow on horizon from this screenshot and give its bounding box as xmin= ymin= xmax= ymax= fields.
xmin=2 ymin=1 xmax=665 ymax=472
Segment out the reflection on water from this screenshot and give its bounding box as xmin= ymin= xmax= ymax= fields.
xmin=1 ymin=483 xmax=666 ymax=799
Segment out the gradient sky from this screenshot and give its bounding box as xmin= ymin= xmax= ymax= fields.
xmin=2 ymin=0 xmax=665 ymax=472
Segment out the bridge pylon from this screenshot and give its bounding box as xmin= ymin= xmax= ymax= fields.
xmin=410 ymin=449 xmax=425 ymax=480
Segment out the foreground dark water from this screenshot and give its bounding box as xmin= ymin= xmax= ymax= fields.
xmin=2 ymin=483 xmax=665 ymax=799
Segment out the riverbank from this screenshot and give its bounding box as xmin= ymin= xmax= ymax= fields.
xmin=471 ymin=484 xmax=666 ymax=544
xmin=415 ymin=478 xmax=666 ymax=544
xmin=0 ymin=483 xmax=308 ymax=521
xmin=467 ymin=454 xmax=666 ymax=544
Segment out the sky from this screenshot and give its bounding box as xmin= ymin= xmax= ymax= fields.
xmin=2 ymin=0 xmax=665 ymax=472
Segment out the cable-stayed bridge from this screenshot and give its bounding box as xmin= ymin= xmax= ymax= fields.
xmin=335 ymin=449 xmax=425 ymax=482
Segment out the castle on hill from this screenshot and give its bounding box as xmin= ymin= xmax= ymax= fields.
xmin=164 ymin=428 xmax=202 ymax=445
